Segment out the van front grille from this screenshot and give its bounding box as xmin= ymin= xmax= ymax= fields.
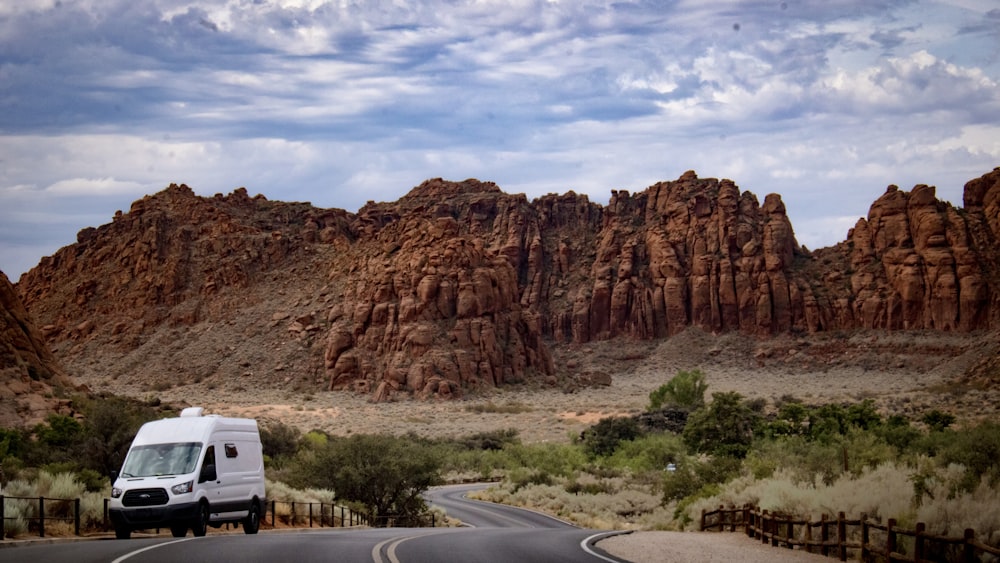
xmin=122 ymin=488 xmax=169 ymax=506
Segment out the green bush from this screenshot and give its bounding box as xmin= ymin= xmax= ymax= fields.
xmin=581 ymin=417 xmax=643 ymax=459
xmin=259 ymin=420 xmax=302 ymax=466
xmin=290 ymin=433 xmax=442 ymax=526
xmin=606 ymin=433 xmax=687 ymax=473
xmin=682 ymin=392 xmax=761 ymax=458
xmin=936 ymin=421 xmax=1000 ymax=492
xmin=648 ymin=369 xmax=708 ymax=411
xmin=921 ymin=410 xmax=956 ymax=432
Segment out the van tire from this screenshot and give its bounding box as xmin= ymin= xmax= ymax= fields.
xmin=114 ymin=525 xmax=131 ymax=540
xmin=243 ymin=501 xmax=261 ymax=534
xmin=192 ymin=502 xmax=209 ymax=537
xmin=170 ymin=523 xmax=188 ymax=537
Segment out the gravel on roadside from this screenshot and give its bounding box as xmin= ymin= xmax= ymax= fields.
xmin=598 ymin=531 xmax=829 ymax=563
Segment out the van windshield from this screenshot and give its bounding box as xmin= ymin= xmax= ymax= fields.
xmin=120 ymin=442 xmax=203 ymax=477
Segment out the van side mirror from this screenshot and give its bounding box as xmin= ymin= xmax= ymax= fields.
xmin=199 ymin=464 xmax=217 ymax=483
xmin=110 ymin=470 xmax=119 ymax=483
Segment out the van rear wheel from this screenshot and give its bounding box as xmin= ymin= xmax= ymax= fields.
xmin=192 ymin=503 xmax=209 ymax=537
xmin=243 ymin=502 xmax=260 ymax=534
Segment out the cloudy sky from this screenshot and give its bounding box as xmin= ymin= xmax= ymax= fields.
xmin=2 ymin=0 xmax=998 ymax=280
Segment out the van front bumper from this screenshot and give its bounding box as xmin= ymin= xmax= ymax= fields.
xmin=109 ymin=502 xmax=201 ymax=529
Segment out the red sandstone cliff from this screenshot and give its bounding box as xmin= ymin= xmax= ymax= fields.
xmin=1 ymin=270 xmax=75 ymax=426
xmin=14 ymin=168 xmax=1000 ymax=401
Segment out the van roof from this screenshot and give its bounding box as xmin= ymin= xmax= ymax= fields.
xmin=132 ymin=412 xmax=259 ymax=446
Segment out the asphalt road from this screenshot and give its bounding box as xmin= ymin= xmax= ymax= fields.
xmin=0 ymin=484 xmax=628 ymax=563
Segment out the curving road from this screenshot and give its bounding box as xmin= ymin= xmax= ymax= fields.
xmin=0 ymin=484 xmax=628 ymax=563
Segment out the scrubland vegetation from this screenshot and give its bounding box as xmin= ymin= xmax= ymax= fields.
xmin=1 ymin=372 xmax=998 ymax=547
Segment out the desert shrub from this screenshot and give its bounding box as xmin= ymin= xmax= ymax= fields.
xmin=606 ymin=433 xmax=686 ymax=473
xmin=935 ymin=421 xmax=1000 ymax=492
xmin=77 ymin=395 xmax=159 ymax=476
xmin=921 ymin=410 xmax=956 ymax=432
xmin=28 ymin=415 xmax=83 ymax=466
xmin=2 ymin=505 xmax=28 ymax=538
xmin=875 ymin=415 xmax=922 ymax=453
xmin=682 ymin=392 xmax=761 ymax=458
xmin=464 ymin=402 xmax=533 ymax=414
xmin=290 ymin=433 xmax=441 ymax=526
xmin=300 ymin=430 xmax=329 ymax=449
xmin=505 ymin=442 xmax=587 ymax=478
xmin=0 ymin=427 xmax=28 ymax=463
xmin=508 ymin=467 xmax=555 ymax=491
xmin=581 ymin=416 xmax=642 ymax=459
xmin=259 ymin=420 xmax=302 ymax=466
xmin=648 ymin=369 xmax=708 ymax=411
xmin=457 ymin=429 xmax=520 ymax=451
xmin=661 ymin=455 xmax=741 ymax=504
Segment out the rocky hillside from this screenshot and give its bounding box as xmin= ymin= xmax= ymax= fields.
xmin=14 ymin=168 xmax=1000 ymax=402
xmin=0 ymin=270 xmax=76 ymax=426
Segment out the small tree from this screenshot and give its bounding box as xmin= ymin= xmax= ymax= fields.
xmin=297 ymin=434 xmax=442 ymax=526
xmin=259 ymin=420 xmax=302 ymax=464
xmin=682 ymin=392 xmax=761 ymax=458
xmin=648 ymin=369 xmax=708 ymax=411
xmin=78 ymin=396 xmax=158 ymax=477
xmin=581 ymin=416 xmax=642 ymax=459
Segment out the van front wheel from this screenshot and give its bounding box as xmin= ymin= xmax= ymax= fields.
xmin=192 ymin=503 xmax=209 ymax=537
xmin=114 ymin=525 xmax=131 ymax=540
xmin=170 ymin=523 xmax=188 ymax=537
xmin=243 ymin=502 xmax=260 ymax=535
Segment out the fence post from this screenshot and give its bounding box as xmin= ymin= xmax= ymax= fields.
xmin=886 ymin=518 xmax=897 ymax=563
xmin=39 ymin=497 xmax=45 ymax=538
xmin=760 ymin=510 xmax=768 ymax=544
xmin=271 ymin=500 xmax=276 ymax=527
xmin=913 ymin=522 xmax=925 ymax=562
xmin=291 ymin=502 xmax=296 ymax=526
xmin=805 ymin=516 xmax=812 ymax=554
xmin=963 ymin=528 xmax=976 ymax=563
xmin=74 ymin=498 xmax=81 ymax=536
xmin=786 ymin=517 xmax=794 ymax=549
xmin=309 ymin=503 xmax=313 ymax=528
xmin=0 ymin=495 xmax=5 ymax=540
xmin=838 ymin=512 xmax=847 ymax=561
xmin=821 ymin=514 xmax=829 ymax=557
xmin=861 ymin=513 xmax=869 ymax=562
xmin=700 ymin=508 xmax=707 ymax=531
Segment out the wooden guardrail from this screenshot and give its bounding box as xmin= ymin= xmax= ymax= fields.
xmin=700 ymin=504 xmax=1000 ymax=562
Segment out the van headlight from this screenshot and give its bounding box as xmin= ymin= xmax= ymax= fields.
xmin=111 ymin=487 xmax=123 ymax=498
xmin=171 ymin=481 xmax=193 ymax=495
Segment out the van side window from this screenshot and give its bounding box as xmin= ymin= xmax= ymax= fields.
xmin=225 ymin=443 xmax=238 ymax=458
xmin=199 ymin=446 xmax=217 ymax=483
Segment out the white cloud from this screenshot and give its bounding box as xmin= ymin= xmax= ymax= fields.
xmin=1 ymin=0 xmax=999 ymax=280
xmin=44 ymin=177 xmax=146 ymax=196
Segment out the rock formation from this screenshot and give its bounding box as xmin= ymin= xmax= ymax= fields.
xmin=0 ymin=270 xmax=75 ymax=426
xmin=14 ymin=169 xmax=1000 ymax=401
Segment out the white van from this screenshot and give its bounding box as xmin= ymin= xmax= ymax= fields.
xmin=108 ymin=407 xmax=267 ymax=539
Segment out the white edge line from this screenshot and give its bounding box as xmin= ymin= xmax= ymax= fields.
xmin=581 ymin=531 xmax=633 ymax=563
xmin=111 ymin=537 xmax=197 ymax=563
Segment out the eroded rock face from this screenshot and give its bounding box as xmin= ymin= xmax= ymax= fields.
xmin=15 ymin=170 xmax=1000 ymax=402
xmin=323 ymin=178 xmax=554 ymax=401
xmin=0 ymin=270 xmax=75 ymax=426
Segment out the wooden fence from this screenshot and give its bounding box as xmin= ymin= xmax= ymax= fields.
xmin=0 ymin=495 xmax=81 ymax=539
xmin=0 ymin=495 xmax=371 ymax=540
xmin=700 ymin=504 xmax=1000 ymax=562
